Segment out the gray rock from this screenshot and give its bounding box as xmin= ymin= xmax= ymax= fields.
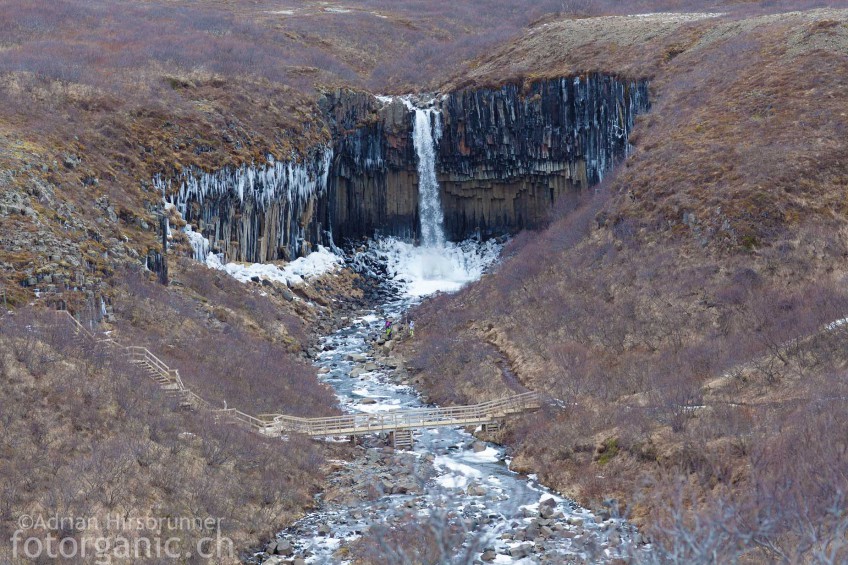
xmin=509 ymin=544 xmax=532 ymax=559
xmin=62 ymin=154 xmax=81 ymax=169
xmin=275 ymin=540 xmax=293 ymax=556
xmin=481 ymin=549 xmax=497 ymax=562
xmin=539 ymin=505 xmax=555 ymax=519
xmin=467 ymin=484 xmax=487 ymax=497
xmin=363 ymin=362 xmax=378 ymax=371
xmin=567 ymin=517 xmax=584 ymax=527
xmin=471 ymin=441 xmax=487 ymax=453
xmin=316 ymin=523 xmax=331 ymax=536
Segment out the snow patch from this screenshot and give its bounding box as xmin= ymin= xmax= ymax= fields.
xmin=206 ymin=246 xmax=341 ymax=286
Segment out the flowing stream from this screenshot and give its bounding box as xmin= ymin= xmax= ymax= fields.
xmin=260 ymin=100 xmax=642 ymax=564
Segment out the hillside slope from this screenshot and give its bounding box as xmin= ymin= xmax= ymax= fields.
xmin=407 ymin=9 xmax=848 ymax=562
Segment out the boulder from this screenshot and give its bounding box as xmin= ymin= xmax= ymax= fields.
xmin=481 ymin=549 xmax=497 ymax=562
xmin=540 ymin=497 xmax=557 ymax=509
xmin=316 ymin=523 xmax=331 ymax=536
xmin=275 ymin=540 xmax=293 ymax=556
xmin=364 ymin=362 xmax=379 ymax=371
xmin=466 ymin=484 xmax=487 ymax=497
xmin=471 ymin=441 xmax=487 ymax=453
xmin=509 ymin=544 xmax=532 ymax=559
xmin=539 ymin=505 xmax=555 ymax=519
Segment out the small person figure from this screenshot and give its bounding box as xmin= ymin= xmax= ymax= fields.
xmin=385 ymin=318 xmax=393 ymax=339
xmin=408 ymin=320 xmax=415 ymax=338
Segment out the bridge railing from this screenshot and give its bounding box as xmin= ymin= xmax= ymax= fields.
xmin=261 ymin=391 xmax=542 ymax=437
xmin=50 ymin=309 xmax=542 ymax=438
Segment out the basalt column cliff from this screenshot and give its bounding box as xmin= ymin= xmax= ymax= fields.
xmin=169 ymin=75 xmax=649 ymax=262
xmin=324 ymin=74 xmax=650 ymax=244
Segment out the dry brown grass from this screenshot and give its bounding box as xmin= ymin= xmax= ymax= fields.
xmin=0 ymin=308 xmax=345 ymax=563
xmin=405 ymin=9 xmax=848 ymax=558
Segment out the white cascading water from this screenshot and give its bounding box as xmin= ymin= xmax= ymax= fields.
xmin=369 ymin=99 xmax=501 ymax=297
xmin=412 ymin=108 xmax=446 ymax=248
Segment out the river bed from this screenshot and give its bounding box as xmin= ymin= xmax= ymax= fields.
xmin=256 ymin=241 xmax=643 ymax=564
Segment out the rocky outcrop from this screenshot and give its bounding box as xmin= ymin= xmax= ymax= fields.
xmin=319 ymin=90 xmax=419 ymax=243
xmin=158 ymin=148 xmax=333 ymax=263
xmin=165 ymin=76 xmax=649 ymax=263
xmin=436 ymin=76 xmax=649 ymax=238
xmin=324 ymin=75 xmax=650 ymax=243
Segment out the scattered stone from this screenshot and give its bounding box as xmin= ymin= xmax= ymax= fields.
xmin=510 ymin=544 xmax=532 ymax=559
xmin=349 ymin=368 xmax=365 ymax=378
xmin=364 ymin=362 xmax=378 ymax=371
xmin=316 ymin=523 xmax=331 ymax=536
xmin=275 ymin=540 xmax=293 ymax=556
xmin=539 ymin=505 xmax=556 ymax=519
xmin=471 ymin=441 xmax=487 ymax=453
xmin=466 ymin=484 xmax=487 ymax=497
xmin=62 ymin=154 xmax=80 ymax=169
xmin=481 ymin=549 xmax=497 ymax=562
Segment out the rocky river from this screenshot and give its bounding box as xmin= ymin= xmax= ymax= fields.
xmin=252 ymin=240 xmax=645 ymax=565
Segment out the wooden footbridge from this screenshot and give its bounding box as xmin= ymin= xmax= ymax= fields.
xmin=53 ymin=311 xmax=542 ymax=448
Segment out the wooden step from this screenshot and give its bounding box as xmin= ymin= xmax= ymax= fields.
xmin=391 ymin=429 xmax=414 ymax=450
xmin=483 ymin=421 xmax=501 ymax=434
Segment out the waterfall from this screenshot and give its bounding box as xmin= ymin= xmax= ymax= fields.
xmin=412 ymin=108 xmax=446 ymax=248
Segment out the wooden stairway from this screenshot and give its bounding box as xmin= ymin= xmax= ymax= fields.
xmin=53 ymin=310 xmax=543 ymax=440
xmin=391 ymin=429 xmax=414 ymax=450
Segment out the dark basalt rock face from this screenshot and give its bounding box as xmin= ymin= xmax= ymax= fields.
xmin=319 ymin=90 xmax=418 ymax=243
xmin=160 ymin=148 xmax=334 ymax=263
xmin=324 ymin=74 xmax=650 ymax=244
xmin=165 ymin=75 xmax=649 ymax=263
xmin=436 ymin=76 xmax=650 ymax=239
